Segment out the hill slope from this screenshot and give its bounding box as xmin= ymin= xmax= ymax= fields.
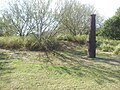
xmin=0 ymin=48 xmax=120 ymax=90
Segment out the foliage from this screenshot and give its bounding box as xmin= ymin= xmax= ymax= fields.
xmin=0 ymin=0 xmax=63 ymax=51
xmin=58 ymin=0 xmax=94 ymax=36
xmin=1 ymin=0 xmax=61 ymax=37
xmin=0 ymin=36 xmax=62 ymax=51
xmin=74 ymin=35 xmax=88 ymax=44
xmin=96 ymin=36 xmax=120 ymax=47
xmin=96 ymin=36 xmax=120 ymax=55
xmin=99 ymin=43 xmax=114 ymax=52
xmin=57 ymin=34 xmax=87 ymax=45
xmin=99 ymin=8 xmax=120 ymax=40
xmin=0 ymin=0 xmax=105 ymax=53
xmin=114 ymin=44 xmax=120 ymax=55
xmin=54 ymin=0 xmax=104 ymax=36
xmin=0 ymin=36 xmax=24 ymax=49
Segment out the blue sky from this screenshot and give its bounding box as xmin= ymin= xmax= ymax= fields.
xmin=0 ymin=0 xmax=120 ymax=18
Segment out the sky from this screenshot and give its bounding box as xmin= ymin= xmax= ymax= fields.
xmin=79 ymin=0 xmax=120 ymax=18
xmin=0 ymin=0 xmax=120 ymax=18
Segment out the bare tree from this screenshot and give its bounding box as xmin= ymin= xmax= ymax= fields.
xmin=58 ymin=0 xmax=103 ymax=36
xmin=0 ymin=12 xmax=16 ymax=36
xmin=1 ymin=0 xmax=35 ymax=36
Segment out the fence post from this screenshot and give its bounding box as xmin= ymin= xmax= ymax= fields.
xmin=88 ymin=14 xmax=96 ymax=58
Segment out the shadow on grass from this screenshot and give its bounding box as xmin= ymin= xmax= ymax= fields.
xmin=0 ymin=61 xmax=14 ymax=75
xmin=0 ymin=53 xmax=9 ymax=60
xmin=47 ymin=50 xmax=120 ymax=85
xmin=94 ymin=57 xmax=120 ymax=66
xmin=0 ymin=53 xmax=15 ymax=84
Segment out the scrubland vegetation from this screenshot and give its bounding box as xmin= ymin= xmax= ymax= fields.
xmin=0 ymin=0 xmax=120 ymax=90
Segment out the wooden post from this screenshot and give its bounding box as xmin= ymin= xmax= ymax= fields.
xmin=88 ymin=14 xmax=96 ymax=58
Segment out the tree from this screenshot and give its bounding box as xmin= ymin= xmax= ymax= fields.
xmin=1 ymin=0 xmax=63 ymax=51
xmin=116 ymin=7 xmax=120 ymax=16
xmin=31 ymin=0 xmax=61 ymax=38
xmin=58 ymin=0 xmax=96 ymax=36
xmin=2 ymin=0 xmax=35 ymax=36
xmin=0 ymin=14 xmax=16 ymax=36
xmin=99 ymin=8 xmax=120 ymax=40
xmin=1 ymin=0 xmax=61 ymax=38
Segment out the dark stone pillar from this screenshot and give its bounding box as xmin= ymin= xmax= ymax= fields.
xmin=88 ymin=14 xmax=96 ymax=58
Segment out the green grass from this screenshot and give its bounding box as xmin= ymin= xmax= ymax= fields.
xmin=0 ymin=36 xmax=120 ymax=54
xmin=0 ymin=36 xmax=62 ymax=51
xmin=0 ymin=47 xmax=120 ymax=90
xmin=57 ymin=34 xmax=87 ymax=45
xmin=114 ymin=44 xmax=120 ymax=55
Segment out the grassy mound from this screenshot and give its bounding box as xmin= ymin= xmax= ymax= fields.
xmin=0 ymin=47 xmax=120 ymax=90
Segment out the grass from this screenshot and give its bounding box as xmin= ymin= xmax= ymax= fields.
xmin=0 ymin=36 xmax=62 ymax=51
xmin=114 ymin=44 xmax=120 ymax=55
xmin=0 ymin=35 xmax=120 ymax=54
xmin=0 ymin=46 xmax=120 ymax=90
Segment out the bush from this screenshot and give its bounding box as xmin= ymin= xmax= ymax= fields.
xmin=99 ymin=43 xmax=114 ymax=52
xmin=57 ymin=34 xmax=87 ymax=45
xmin=41 ymin=38 xmax=62 ymax=51
xmin=74 ymin=35 xmax=87 ymax=45
xmin=99 ymin=15 xmax=120 ymax=40
xmin=0 ymin=36 xmax=62 ymax=51
xmin=24 ymin=36 xmax=62 ymax=51
xmin=24 ymin=36 xmax=39 ymax=51
xmin=0 ymin=37 xmax=6 ymax=47
xmin=6 ymin=37 xmax=24 ymax=49
xmin=0 ymin=36 xmax=24 ymax=49
xmin=114 ymin=44 xmax=120 ymax=55
xmin=60 ymin=34 xmax=75 ymax=41
xmin=96 ymin=36 xmax=120 ymax=48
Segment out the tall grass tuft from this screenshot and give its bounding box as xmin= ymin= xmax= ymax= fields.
xmin=0 ymin=36 xmax=62 ymax=51
xmin=114 ymin=44 xmax=120 ymax=55
xmin=99 ymin=43 xmax=114 ymax=52
xmin=0 ymin=36 xmax=24 ymax=49
xmin=57 ymin=34 xmax=88 ymax=45
xmin=96 ymin=36 xmax=120 ymax=53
